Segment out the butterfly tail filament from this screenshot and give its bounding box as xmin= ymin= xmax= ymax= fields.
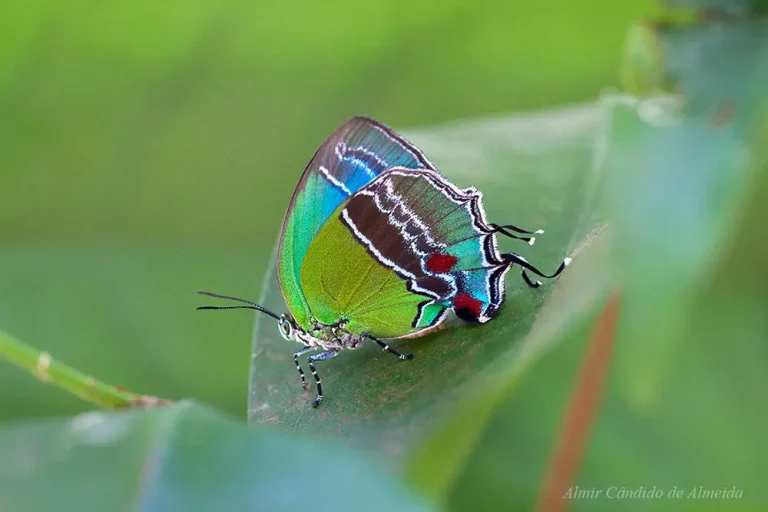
xmin=501 ymin=252 xmax=572 ymax=289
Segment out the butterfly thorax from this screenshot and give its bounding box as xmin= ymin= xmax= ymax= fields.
xmin=291 ymin=320 xmax=365 ymax=352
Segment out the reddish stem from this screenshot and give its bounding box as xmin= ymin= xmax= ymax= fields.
xmin=534 ymin=292 xmax=621 ymax=512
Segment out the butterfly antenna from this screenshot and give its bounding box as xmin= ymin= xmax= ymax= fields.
xmin=196 ymin=290 xmax=282 ymax=321
xmin=501 ymin=253 xmax=572 ymax=289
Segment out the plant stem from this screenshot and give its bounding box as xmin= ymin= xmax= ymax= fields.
xmin=535 ymin=292 xmax=620 ymax=512
xmin=0 ymin=329 xmax=171 ymax=409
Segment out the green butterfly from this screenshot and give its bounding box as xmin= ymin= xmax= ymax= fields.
xmin=199 ymin=116 xmax=569 ymax=407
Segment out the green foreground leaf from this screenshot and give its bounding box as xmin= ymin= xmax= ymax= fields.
xmin=0 ymin=403 xmax=433 ymax=512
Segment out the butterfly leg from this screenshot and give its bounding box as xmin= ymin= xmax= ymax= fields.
xmin=502 ymin=252 xmax=572 ymax=289
xmin=293 ymin=346 xmax=315 ymax=389
xmin=362 ymin=332 xmax=415 ymax=361
xmin=306 ymin=350 xmax=339 ymax=408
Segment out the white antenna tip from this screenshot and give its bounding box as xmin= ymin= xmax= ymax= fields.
xmin=536 ymin=280 xmax=543 ymax=286
xmin=564 ymin=257 xmax=573 ymax=267
xmin=529 ymin=237 xmax=536 ymax=246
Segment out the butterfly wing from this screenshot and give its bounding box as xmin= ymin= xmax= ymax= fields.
xmin=299 ymin=167 xmax=509 ymax=340
xmin=278 ymin=117 xmax=436 ymax=328
xmin=299 ymin=211 xmax=446 ymax=339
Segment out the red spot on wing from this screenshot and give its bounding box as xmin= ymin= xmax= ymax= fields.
xmin=453 ymin=292 xmax=483 ymax=320
xmin=426 ymin=252 xmax=459 ymax=273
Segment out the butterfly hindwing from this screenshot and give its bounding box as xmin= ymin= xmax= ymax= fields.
xmin=299 ymin=211 xmax=445 ymax=338
xmin=299 ymin=167 xmax=510 ymax=340
xmin=340 ymin=167 xmax=511 ymax=325
xmin=278 ymin=117 xmax=436 ymax=328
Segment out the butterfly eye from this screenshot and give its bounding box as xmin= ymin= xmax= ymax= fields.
xmin=278 ymin=315 xmax=294 ymax=341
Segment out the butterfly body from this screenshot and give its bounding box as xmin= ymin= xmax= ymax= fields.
xmin=288 ymin=323 xmax=364 ymax=352
xmin=199 ymin=116 xmax=569 ymax=407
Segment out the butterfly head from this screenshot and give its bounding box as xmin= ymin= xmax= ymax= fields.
xmin=277 ymin=313 xmax=298 ymax=341
xmin=196 ymin=290 xmax=364 ymax=352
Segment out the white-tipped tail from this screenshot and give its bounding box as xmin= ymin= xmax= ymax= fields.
xmin=535 ymin=229 xmax=545 ymax=234
xmin=564 ymin=257 xmax=573 ymax=266
xmin=529 ymin=237 xmax=536 ymax=246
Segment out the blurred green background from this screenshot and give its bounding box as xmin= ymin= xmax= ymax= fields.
xmin=0 ymin=0 xmax=656 ymax=420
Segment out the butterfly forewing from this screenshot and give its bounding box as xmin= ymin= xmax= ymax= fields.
xmin=277 ymin=117 xmax=436 ymax=328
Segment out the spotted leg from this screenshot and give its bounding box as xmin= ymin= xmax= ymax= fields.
xmin=362 ymin=332 xmax=414 ymax=361
xmin=293 ymin=346 xmax=315 ymax=389
xmin=307 ymin=350 xmax=339 ymax=408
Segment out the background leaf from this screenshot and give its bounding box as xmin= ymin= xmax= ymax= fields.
xmin=609 ymin=15 xmax=768 ymax=410
xmin=406 ymin=12 xmax=768 ymax=511
xmin=4 ymin=2 xmax=767 ymax=511
xmin=663 ymin=0 xmax=767 ymax=14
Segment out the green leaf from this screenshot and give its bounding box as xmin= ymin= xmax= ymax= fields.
xmin=562 ymin=15 xmax=768 ymax=511
xmin=0 ymin=402 xmax=434 ymax=512
xmin=619 ymin=22 xmax=668 ymax=97
xmin=247 ymin=104 xmax=612 ymax=461
xmin=610 ymin=16 xmax=768 ymax=410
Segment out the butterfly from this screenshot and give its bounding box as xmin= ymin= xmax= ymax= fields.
xmin=198 ymin=116 xmax=570 ymax=407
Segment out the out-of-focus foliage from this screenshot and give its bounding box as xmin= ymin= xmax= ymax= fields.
xmin=2 ymin=0 xmax=766 ymax=511
xmin=664 ymin=0 xmax=767 ymax=14
xmin=403 ymin=8 xmax=768 ymax=512
xmin=0 ymin=402 xmax=434 ymax=512
xmin=0 ymin=0 xmax=654 ymax=421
